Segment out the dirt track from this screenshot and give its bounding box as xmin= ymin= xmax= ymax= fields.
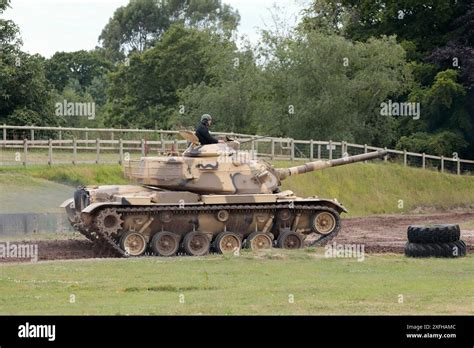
xmin=337 ymin=212 xmax=474 ymax=254
xmin=1 ymin=212 xmax=473 ymax=262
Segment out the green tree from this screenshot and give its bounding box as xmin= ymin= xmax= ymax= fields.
xmin=255 ymin=32 xmax=412 ymax=145
xmin=302 ymin=0 xmax=473 ymax=157
xmin=176 ymin=47 xmax=263 ymax=134
xmin=45 ymin=50 xmax=113 ymax=93
xmin=396 ymin=131 xmax=468 ymax=156
xmin=104 ymin=24 xmax=237 ymax=128
xmin=0 ymin=2 xmax=59 ymax=127
xmin=99 ymin=0 xmax=240 ymax=62
xmin=0 ymin=0 xmax=22 ymax=53
xmin=0 ymin=52 xmax=59 ymax=127
xmin=340 ymin=0 xmax=467 ymax=56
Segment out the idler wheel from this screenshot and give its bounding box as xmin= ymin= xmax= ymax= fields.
xmin=95 ymin=208 xmax=123 ymax=235
xmin=151 ymin=231 xmax=180 ymax=257
xmin=214 ymin=231 xmax=241 ymax=254
xmin=120 ymin=231 xmax=147 ymax=256
xmin=182 ymin=231 xmax=210 ymax=256
xmin=277 ymin=230 xmax=303 ymax=249
xmin=312 ymin=212 xmax=337 ymax=235
xmin=245 ymin=232 xmax=273 ymax=250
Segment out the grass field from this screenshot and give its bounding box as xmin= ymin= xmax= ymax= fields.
xmin=0 ymin=251 xmax=472 ymax=315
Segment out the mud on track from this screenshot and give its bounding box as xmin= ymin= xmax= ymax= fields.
xmin=1 ymin=212 xmax=473 ymax=262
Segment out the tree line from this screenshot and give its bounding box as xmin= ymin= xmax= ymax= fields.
xmin=0 ymin=0 xmax=472 ymax=157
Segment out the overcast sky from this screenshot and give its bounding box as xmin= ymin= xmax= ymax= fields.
xmin=3 ymin=0 xmax=309 ymax=58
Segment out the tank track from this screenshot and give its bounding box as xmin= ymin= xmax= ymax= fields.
xmin=78 ymin=203 xmax=341 ymax=257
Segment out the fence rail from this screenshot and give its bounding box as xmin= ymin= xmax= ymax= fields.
xmin=1 ymin=124 xmax=473 ymax=175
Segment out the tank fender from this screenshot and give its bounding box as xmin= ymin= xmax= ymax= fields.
xmin=60 ymin=198 xmax=74 ymax=208
xmin=316 ymin=199 xmax=348 ymax=214
xmin=287 ymin=198 xmax=348 ymax=214
xmin=81 ymin=202 xmax=123 ymax=214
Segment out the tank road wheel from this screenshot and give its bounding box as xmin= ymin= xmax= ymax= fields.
xmin=95 ymin=208 xmax=123 ymax=235
xmin=183 ymin=231 xmax=210 ymax=256
xmin=120 ymin=231 xmax=147 ymax=257
xmin=245 ymin=232 xmax=273 ymax=251
xmin=312 ymin=211 xmax=337 ymax=235
xmin=214 ymin=232 xmax=241 ymax=254
xmin=151 ymin=232 xmax=180 ymax=257
xmin=277 ymin=230 xmax=303 ymax=249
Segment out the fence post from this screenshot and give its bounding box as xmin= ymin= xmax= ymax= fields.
xmin=30 ymin=127 xmax=34 ymax=142
xmin=364 ymin=144 xmax=368 ymax=163
xmin=440 ymin=156 xmax=444 ymax=173
xmin=119 ymin=139 xmax=123 ymax=164
xmin=2 ymin=124 xmax=6 ymax=144
xmin=48 ymin=139 xmax=53 ymax=165
xmin=310 ymin=139 xmax=314 ymax=161
xmin=173 ymin=139 xmax=178 ymax=155
xmin=403 ymin=149 xmax=407 ymax=166
xmin=141 ymin=139 xmax=146 ymax=156
xmin=96 ymin=138 xmax=100 ymax=164
xmin=341 ymin=141 xmax=346 ymax=157
xmin=160 ymin=132 xmax=165 ymax=153
xmin=457 ymin=158 xmax=461 ymax=175
xmin=72 ymin=137 xmax=77 ymax=165
xmin=317 ymin=144 xmax=321 ymax=159
xmin=384 ymin=147 xmax=388 ymax=162
xmin=23 ymin=138 xmax=28 ymax=166
xmin=290 ymin=139 xmax=295 ymax=161
xmin=329 ymin=140 xmax=333 ymax=160
xmin=271 ymin=138 xmax=275 ymax=160
xmin=85 ymin=127 xmax=88 ymax=148
xmin=422 ymin=153 xmax=425 ymax=169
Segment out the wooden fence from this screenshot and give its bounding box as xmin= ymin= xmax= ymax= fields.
xmin=1 ymin=124 xmax=473 ymax=175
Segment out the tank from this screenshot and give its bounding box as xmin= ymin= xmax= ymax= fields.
xmin=61 ymin=131 xmax=387 ymax=257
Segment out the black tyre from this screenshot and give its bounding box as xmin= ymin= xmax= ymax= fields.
xmin=407 ymin=224 xmax=460 ymax=244
xmin=182 ymin=231 xmax=210 ymax=256
xmin=151 ymin=231 xmax=180 ymax=257
xmin=277 ymin=230 xmax=303 ymax=249
xmin=405 ymin=240 xmax=467 ymax=258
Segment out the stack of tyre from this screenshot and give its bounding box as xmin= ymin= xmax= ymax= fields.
xmin=405 ymin=224 xmax=467 ymax=258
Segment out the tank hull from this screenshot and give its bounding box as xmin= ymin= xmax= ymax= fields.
xmin=62 ymin=185 xmax=346 ymax=257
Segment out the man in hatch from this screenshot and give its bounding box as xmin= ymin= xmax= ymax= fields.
xmin=195 ymin=114 xmax=224 ymax=145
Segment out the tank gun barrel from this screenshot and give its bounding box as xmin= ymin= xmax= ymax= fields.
xmin=277 ymin=150 xmax=388 ymax=180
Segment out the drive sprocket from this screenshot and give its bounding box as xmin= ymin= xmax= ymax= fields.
xmin=95 ymin=208 xmax=124 ymax=235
